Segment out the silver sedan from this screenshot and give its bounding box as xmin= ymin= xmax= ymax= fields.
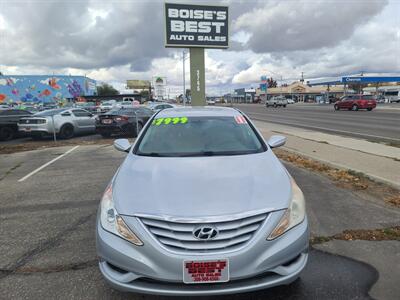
xmin=96 ymin=107 xmax=309 ymax=296
xmin=18 ymin=108 xmax=96 ymax=139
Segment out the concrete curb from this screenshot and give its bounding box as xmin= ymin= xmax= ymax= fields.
xmin=280 ymin=146 xmax=400 ymax=190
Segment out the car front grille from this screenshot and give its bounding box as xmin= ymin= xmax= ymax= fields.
xmin=140 ymin=213 xmax=268 ymax=253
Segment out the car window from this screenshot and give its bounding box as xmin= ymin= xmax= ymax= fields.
xmin=135 ymin=116 xmax=266 ymax=157
xmin=35 ymin=109 xmax=67 ymax=116
xmin=72 ymin=109 xmax=92 ymax=117
xmin=138 ymin=107 xmax=153 ymax=115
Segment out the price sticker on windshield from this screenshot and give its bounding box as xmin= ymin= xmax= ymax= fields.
xmin=234 ymin=116 xmax=247 ymax=124
xmin=152 ymin=117 xmax=188 ymax=126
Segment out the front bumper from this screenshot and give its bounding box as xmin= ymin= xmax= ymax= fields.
xmin=96 ymin=211 xmax=309 ymax=296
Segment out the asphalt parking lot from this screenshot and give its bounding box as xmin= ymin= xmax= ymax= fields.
xmin=1 ymin=143 xmax=399 ymax=299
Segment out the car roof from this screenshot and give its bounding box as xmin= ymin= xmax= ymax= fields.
xmin=156 ymin=106 xmax=242 ymax=118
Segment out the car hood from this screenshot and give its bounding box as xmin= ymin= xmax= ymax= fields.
xmin=113 ymin=151 xmax=292 ymax=219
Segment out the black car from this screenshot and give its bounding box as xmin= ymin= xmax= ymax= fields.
xmin=0 ymin=109 xmax=33 ymax=141
xmin=95 ymin=107 xmax=153 ymax=138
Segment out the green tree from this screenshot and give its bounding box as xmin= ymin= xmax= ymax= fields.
xmin=96 ymin=83 xmax=120 ymax=96
xmin=140 ymin=90 xmax=150 ymax=100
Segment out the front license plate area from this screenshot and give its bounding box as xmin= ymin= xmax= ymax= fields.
xmin=183 ymin=259 xmax=229 ymax=284
xmin=102 ymin=119 xmax=112 ymax=124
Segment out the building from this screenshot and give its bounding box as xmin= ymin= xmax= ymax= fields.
xmin=224 ymin=88 xmax=257 ymax=103
xmin=256 ymin=82 xmax=348 ymax=103
xmin=0 ymin=75 xmax=97 ymax=104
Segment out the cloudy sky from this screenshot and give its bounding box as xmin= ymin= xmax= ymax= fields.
xmin=0 ymin=0 xmax=399 ymax=96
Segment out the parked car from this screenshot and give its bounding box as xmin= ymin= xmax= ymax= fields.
xmin=287 ymin=98 xmax=295 ymax=104
xmin=18 ymin=108 xmax=96 ymax=139
xmin=96 ymin=107 xmax=308 ymax=296
xmin=75 ymin=102 xmax=98 ymax=113
xmin=99 ymin=100 xmax=118 ymax=113
xmin=116 ymin=101 xmax=137 ymax=109
xmin=0 ymin=104 xmax=10 ymax=110
xmin=266 ymin=96 xmax=288 ymax=108
xmin=207 ymin=99 xmax=216 ymax=105
xmin=0 ymin=109 xmax=33 ymax=140
xmin=147 ymin=102 xmax=176 ymax=112
xmin=95 ymin=107 xmax=153 ymax=138
xmin=334 ymin=95 xmax=377 ymax=111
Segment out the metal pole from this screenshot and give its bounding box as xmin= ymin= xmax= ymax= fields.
xmin=183 ymin=50 xmax=186 ymax=106
xmin=189 ymin=48 xmax=206 ymax=106
xmin=134 ymin=110 xmax=139 ymax=137
xmin=51 ymin=115 xmax=57 ymax=143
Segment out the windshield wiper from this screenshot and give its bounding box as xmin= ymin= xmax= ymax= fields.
xmin=137 ymin=152 xmax=175 ymax=157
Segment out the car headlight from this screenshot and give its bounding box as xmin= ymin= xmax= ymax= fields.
xmin=267 ymin=177 xmax=306 ymax=240
xmin=100 ymin=184 xmax=143 ymax=246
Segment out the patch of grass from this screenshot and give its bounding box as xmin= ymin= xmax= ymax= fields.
xmin=274 ymin=148 xmax=400 ymax=207
xmin=311 ymin=226 xmax=400 ymax=245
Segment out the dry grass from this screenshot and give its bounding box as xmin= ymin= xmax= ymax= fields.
xmin=311 ymin=226 xmax=400 ymax=244
xmin=0 ymin=139 xmax=112 ymax=154
xmin=274 ymin=148 xmax=400 ymax=207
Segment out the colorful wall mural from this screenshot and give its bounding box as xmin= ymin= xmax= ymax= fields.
xmin=0 ymin=75 xmax=97 ymax=103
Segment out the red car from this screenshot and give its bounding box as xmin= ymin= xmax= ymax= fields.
xmin=334 ymin=95 xmax=377 ymax=111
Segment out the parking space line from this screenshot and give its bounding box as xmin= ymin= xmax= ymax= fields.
xmin=18 ymin=146 xmax=80 ymax=182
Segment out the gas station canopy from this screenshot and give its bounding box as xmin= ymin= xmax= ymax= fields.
xmin=308 ymin=75 xmax=400 ymax=86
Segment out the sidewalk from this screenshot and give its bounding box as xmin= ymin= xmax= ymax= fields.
xmin=254 ymin=120 xmax=400 ymax=189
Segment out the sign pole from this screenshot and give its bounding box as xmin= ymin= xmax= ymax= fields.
xmin=190 ymin=48 xmax=206 ymax=106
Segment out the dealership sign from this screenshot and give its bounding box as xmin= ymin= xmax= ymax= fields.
xmin=164 ymin=3 xmax=229 ymax=48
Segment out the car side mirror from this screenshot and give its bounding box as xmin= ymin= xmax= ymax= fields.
xmin=114 ymin=139 xmax=131 ymax=153
xmin=267 ymin=135 xmax=286 ymax=148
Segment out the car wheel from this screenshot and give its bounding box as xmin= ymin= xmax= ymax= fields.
xmin=0 ymin=126 xmax=15 ymax=141
xmin=273 ymin=103 xmax=277 ymax=108
xmin=334 ymin=104 xmax=339 ymax=111
xmin=59 ymin=124 xmax=74 ymax=139
xmin=367 ymin=108 xmax=373 ymax=111
xmin=351 ymin=104 xmax=359 ymax=111
xmin=283 ymin=105 xmax=287 ymax=108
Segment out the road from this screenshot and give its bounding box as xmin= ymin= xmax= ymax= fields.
xmin=1 ymin=144 xmax=399 ymax=299
xmin=234 ymin=103 xmax=400 ymax=144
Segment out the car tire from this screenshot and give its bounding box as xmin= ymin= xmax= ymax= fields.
xmin=352 ymin=104 xmax=359 ymax=111
xmin=273 ymin=103 xmax=277 ymax=108
xmin=0 ymin=126 xmax=15 ymax=141
xmin=334 ymin=104 xmax=339 ymax=111
xmin=367 ymin=108 xmax=373 ymax=111
xmin=283 ymin=105 xmax=287 ymax=108
xmin=59 ymin=124 xmax=74 ymax=139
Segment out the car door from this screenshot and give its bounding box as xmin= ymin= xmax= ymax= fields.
xmin=71 ymin=109 xmax=95 ymax=133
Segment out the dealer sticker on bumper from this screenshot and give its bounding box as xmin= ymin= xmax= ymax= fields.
xmin=183 ymin=259 xmax=229 ymax=284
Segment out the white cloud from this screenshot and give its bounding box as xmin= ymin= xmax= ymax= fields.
xmin=0 ymin=0 xmax=398 ymax=97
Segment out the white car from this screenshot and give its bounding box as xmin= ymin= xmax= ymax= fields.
xmin=207 ymin=99 xmax=216 ymax=105
xmin=287 ymin=99 xmax=295 ymax=104
xmin=99 ymin=100 xmax=117 ymax=113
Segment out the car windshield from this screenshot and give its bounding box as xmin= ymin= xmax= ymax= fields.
xmin=135 ymin=116 xmax=265 ymax=157
xmin=34 ymin=109 xmax=67 ymax=116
